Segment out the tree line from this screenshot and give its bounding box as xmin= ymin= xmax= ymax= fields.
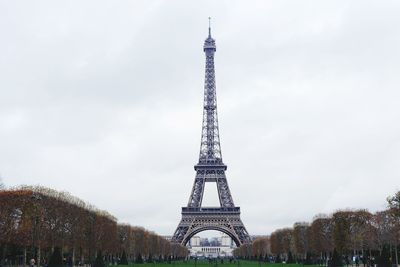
xmin=0 ymin=186 xmax=188 ymax=267
xmin=234 ymin=191 xmax=400 ymax=267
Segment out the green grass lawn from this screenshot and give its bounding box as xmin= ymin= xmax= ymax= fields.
xmin=115 ymin=261 xmax=319 ymax=267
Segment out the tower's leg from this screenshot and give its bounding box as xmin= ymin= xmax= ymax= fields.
xmin=216 ymin=177 xmax=235 ymax=207
xmin=171 ymin=218 xmax=189 ymax=244
xmin=187 ymin=178 xmax=205 ymax=207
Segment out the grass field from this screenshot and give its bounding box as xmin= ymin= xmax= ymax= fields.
xmin=115 ymin=261 xmax=318 ymax=267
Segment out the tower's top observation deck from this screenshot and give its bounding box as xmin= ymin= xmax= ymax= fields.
xmin=204 ymin=28 xmax=216 ymax=51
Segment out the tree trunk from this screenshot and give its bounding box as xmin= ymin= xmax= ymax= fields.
xmin=72 ymin=247 xmax=75 ymax=267
xmin=23 ymin=247 xmax=27 ymax=267
xmin=390 ymin=244 xmax=393 ymax=267
xmin=37 ymin=245 xmax=41 ymax=267
xmin=1 ymin=245 xmax=6 ymax=266
xmin=394 ymin=243 xmax=398 ymax=267
xmin=80 ymin=248 xmax=84 ymax=267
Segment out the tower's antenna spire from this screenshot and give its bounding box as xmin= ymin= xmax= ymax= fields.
xmin=208 ymin=17 xmax=211 ymax=37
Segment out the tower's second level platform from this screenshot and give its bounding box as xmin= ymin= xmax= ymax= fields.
xmin=181 ymin=207 xmax=240 ymax=215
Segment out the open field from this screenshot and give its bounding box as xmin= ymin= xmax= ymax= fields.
xmin=115 ymin=261 xmax=319 ymax=267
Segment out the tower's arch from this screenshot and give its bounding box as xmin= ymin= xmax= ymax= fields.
xmin=182 ymin=226 xmax=241 ymax=247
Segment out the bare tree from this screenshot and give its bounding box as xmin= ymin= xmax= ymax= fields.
xmin=293 ymin=222 xmax=310 ymax=260
xmin=0 ymin=186 xmax=188 ymax=267
xmin=0 ymin=176 xmax=4 ymax=190
xmin=387 ymin=191 xmax=400 ymax=266
xmin=252 ymin=237 xmax=270 ymax=259
xmin=310 ymin=214 xmax=333 ymax=263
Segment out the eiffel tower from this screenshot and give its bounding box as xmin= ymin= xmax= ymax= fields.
xmin=172 ymin=21 xmax=251 ymax=247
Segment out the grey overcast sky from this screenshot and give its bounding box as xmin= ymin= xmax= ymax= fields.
xmin=1 ymin=0 xmax=400 ymax=236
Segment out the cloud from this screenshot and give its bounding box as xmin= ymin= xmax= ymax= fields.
xmin=1 ymin=0 xmax=399 ymax=236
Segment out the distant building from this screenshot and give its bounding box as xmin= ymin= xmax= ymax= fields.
xmin=188 ymin=233 xmax=236 ymax=258
xmin=250 ymin=235 xmax=269 ymax=240
xmin=189 ymin=236 xmax=201 ymax=246
xmin=221 ymin=235 xmax=232 ymax=246
xmin=163 ymin=236 xmax=172 ymax=241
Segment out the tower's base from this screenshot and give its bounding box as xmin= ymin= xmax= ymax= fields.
xmin=172 ymin=207 xmax=251 ymax=247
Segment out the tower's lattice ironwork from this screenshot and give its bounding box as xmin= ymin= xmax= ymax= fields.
xmin=172 ymin=22 xmax=251 ymax=247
